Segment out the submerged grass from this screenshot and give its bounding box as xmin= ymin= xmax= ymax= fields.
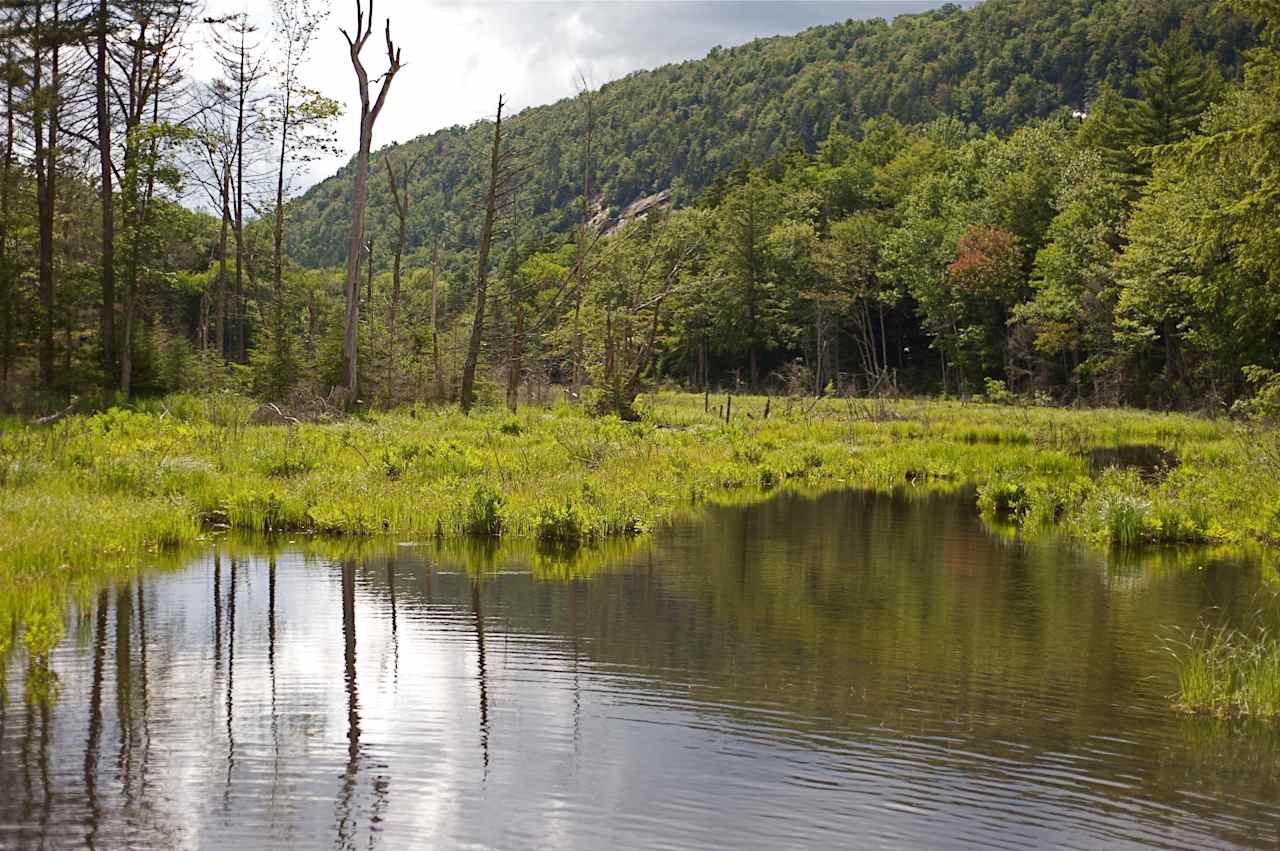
xmin=2 ymin=391 xmax=1279 ymax=667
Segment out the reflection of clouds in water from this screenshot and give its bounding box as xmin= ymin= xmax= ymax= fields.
xmin=1 ymin=492 xmax=1276 ymax=848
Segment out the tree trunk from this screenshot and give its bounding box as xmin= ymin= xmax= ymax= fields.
xmin=33 ymin=0 xmax=59 ymax=387
xmin=572 ymin=83 xmax=593 ymax=397
xmin=340 ymin=7 xmax=403 ymax=403
xmin=306 ymin=288 xmax=317 ymax=359
xmin=96 ymin=0 xmax=116 ymax=389
xmin=342 ymin=125 xmax=368 ymax=400
xmin=813 ymin=300 xmax=823 ymax=397
xmin=506 ymin=306 xmax=523 ymax=413
xmin=388 ymin=224 xmax=403 ymax=400
xmin=233 ymin=27 xmax=247 ymax=365
xmin=0 ymin=40 xmax=14 ymax=388
xmin=272 ymin=79 xmax=290 ymax=303
xmin=1163 ymin=316 xmax=1182 ymax=405
xmin=460 ymin=96 xmax=504 ymax=415
xmin=215 ymin=168 xmax=230 ymax=359
xmin=431 ymin=234 xmax=442 ymax=400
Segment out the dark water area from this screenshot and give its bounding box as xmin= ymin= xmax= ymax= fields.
xmin=1087 ymin=444 xmax=1179 ymax=479
xmin=2 ymin=489 xmax=1279 ymax=849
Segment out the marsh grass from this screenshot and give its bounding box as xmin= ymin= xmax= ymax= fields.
xmin=2 ymin=391 xmax=1278 ymax=669
xmin=1169 ymin=612 xmax=1280 ymax=719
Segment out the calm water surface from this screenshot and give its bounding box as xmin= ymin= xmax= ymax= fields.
xmin=2 ymin=490 xmax=1279 ymax=849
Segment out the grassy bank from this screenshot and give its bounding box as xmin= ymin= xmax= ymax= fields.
xmin=2 ymin=391 xmax=1279 ymax=662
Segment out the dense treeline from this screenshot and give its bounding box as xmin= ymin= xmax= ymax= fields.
xmin=0 ymin=0 xmax=1277 ymax=416
xmin=0 ymin=0 xmax=336 ymax=405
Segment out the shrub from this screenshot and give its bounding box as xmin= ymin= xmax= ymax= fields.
xmin=977 ymin=480 xmax=1029 ymax=519
xmin=464 ymin=484 xmax=505 ymax=537
xmin=983 ymin=378 xmax=1015 ymax=405
xmin=536 ymin=501 xmax=586 ymax=547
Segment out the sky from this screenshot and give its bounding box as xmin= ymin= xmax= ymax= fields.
xmin=196 ymin=1 xmax=956 ymax=192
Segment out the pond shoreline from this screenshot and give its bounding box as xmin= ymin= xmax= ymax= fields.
xmin=2 ymin=392 xmax=1277 ymax=657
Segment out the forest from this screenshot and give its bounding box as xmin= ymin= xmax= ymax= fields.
xmin=0 ymin=0 xmax=1277 ymax=417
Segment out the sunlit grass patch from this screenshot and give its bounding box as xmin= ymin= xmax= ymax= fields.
xmin=1169 ymin=618 xmax=1280 ymax=719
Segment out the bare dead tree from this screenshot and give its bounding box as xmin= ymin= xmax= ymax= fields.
xmin=382 ymin=146 xmax=425 ymax=401
xmin=337 ymin=0 xmax=401 ymax=404
xmin=93 ymin=0 xmax=114 ymax=387
xmin=112 ymin=0 xmax=196 ymax=397
xmin=429 ymin=229 xmax=443 ymax=399
xmin=459 ymin=94 xmax=504 ymax=415
xmin=187 ymin=77 xmax=238 ymax=359
xmin=571 ymin=73 xmax=593 ymax=397
xmin=0 ymin=26 xmax=17 ymax=390
xmin=208 ymin=12 xmax=268 ymax=364
xmin=29 ymin=0 xmax=63 ymax=386
xmin=269 ymin=0 xmax=330 ymax=305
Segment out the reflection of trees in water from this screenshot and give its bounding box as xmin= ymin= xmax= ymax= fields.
xmin=222 ymin=559 xmax=237 ymax=815
xmin=83 ymin=590 xmax=108 ymax=847
xmin=136 ymin=580 xmax=153 ymax=804
xmin=472 ymin=580 xmax=490 ymax=777
xmin=0 ymin=491 xmax=1276 ymax=847
xmin=335 ymin=558 xmax=391 ymax=849
xmin=335 ymin=559 xmax=361 ymax=849
xmin=386 ymin=557 xmax=398 ymax=686
xmin=268 ymin=556 xmax=280 ymax=787
xmin=115 ymin=586 xmax=136 ymax=817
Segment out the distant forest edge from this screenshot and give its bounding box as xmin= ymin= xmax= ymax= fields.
xmin=286 ymin=0 xmax=1252 ymax=269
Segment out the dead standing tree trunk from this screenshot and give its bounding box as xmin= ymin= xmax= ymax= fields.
xmin=430 ymin=232 xmax=443 ymax=400
xmin=506 ymin=305 xmax=523 ymax=412
xmin=384 ymin=150 xmax=424 ymax=403
xmin=95 ymin=0 xmax=116 ymax=389
xmin=571 ymin=78 xmax=593 ymax=398
xmin=459 ymin=95 xmax=505 ymax=415
xmin=338 ymin=0 xmax=401 ymax=405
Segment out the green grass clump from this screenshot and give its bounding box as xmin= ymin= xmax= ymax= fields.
xmin=1171 ymin=621 xmax=1280 ymax=719
xmin=536 ymin=500 xmax=588 ymax=547
xmin=463 ymin=484 xmax=506 ymax=538
xmin=977 ymin=480 xmax=1030 ymax=519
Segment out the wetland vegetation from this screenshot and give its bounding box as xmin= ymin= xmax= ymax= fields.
xmin=4 ymin=390 xmax=1280 ymax=721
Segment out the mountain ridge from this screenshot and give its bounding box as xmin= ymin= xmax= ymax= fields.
xmin=285 ymin=0 xmax=1248 ymax=271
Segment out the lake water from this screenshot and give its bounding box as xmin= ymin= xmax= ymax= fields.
xmin=2 ymin=489 xmax=1278 ymax=849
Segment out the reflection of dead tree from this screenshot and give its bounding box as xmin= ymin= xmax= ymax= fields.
xmin=83 ymin=590 xmax=109 ymax=847
xmin=470 ymin=581 xmax=490 ymax=775
xmin=386 ymin=557 xmax=399 ymax=685
xmin=223 ymin=560 xmax=237 ymax=813
xmin=268 ymin=557 xmax=280 ymax=781
xmin=213 ymin=553 xmax=223 ymax=673
xmin=335 ymin=559 xmax=361 ymax=846
xmin=136 ymin=581 xmax=152 ymax=795
xmin=115 ymin=586 xmax=134 ymax=801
